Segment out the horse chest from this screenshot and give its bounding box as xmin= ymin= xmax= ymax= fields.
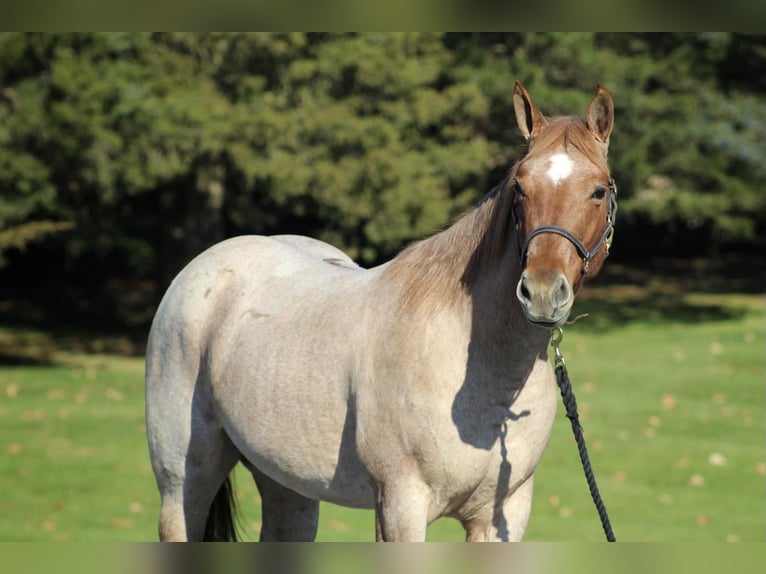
xmin=417 ymin=360 xmax=559 ymax=514
xmin=357 ymin=308 xmax=557 ymax=508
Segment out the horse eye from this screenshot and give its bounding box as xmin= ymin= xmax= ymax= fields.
xmin=591 ymin=186 xmax=607 ymax=200
xmin=513 ymin=181 xmax=526 ymax=198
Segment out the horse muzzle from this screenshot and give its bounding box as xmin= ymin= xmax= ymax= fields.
xmin=515 ymin=270 xmax=573 ymax=327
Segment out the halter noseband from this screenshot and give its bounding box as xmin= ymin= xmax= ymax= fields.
xmin=515 ymin=179 xmax=617 ymax=275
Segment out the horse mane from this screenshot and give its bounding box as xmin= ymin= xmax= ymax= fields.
xmin=383 ymin=174 xmax=516 ymax=313
xmin=384 ymin=115 xmax=607 ymax=313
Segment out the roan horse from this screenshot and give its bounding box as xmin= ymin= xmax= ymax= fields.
xmin=145 ymin=81 xmax=616 ymax=541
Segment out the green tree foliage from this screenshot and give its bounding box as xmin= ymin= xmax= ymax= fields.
xmin=0 ymin=33 xmax=763 ymax=329
xmin=229 ymin=33 xmax=495 ymax=260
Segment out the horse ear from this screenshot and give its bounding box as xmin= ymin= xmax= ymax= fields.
xmin=586 ymin=85 xmax=614 ymax=144
xmin=513 ymin=81 xmax=547 ymax=140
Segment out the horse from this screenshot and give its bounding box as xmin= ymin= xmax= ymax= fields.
xmin=145 ymin=81 xmax=616 ymax=542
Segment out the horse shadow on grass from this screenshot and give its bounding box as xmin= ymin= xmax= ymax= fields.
xmin=568 ymin=259 xmax=756 ymax=332
xmin=569 ymin=290 xmax=748 ymax=332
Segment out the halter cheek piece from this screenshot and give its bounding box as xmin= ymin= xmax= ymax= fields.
xmin=514 ymin=179 xmax=617 ymax=275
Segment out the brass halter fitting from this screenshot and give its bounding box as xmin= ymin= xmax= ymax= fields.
xmin=550 ymin=327 xmax=566 ymax=369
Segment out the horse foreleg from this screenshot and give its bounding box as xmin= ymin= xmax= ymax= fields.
xmin=462 ymin=474 xmax=535 ymax=542
xmin=498 ymin=473 xmax=535 ymax=541
xmin=374 ymin=478 xmax=430 ymax=541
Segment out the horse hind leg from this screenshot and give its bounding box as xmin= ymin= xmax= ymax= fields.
xmin=154 ymin=429 xmax=241 ymax=541
xmin=154 ymin=426 xmax=242 ymax=542
xmin=244 ymin=463 xmax=319 ymax=541
xmin=148 ymin=375 xmax=241 ymax=541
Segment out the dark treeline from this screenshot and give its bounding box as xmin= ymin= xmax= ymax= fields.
xmin=1 ymin=33 xmax=764 ymax=337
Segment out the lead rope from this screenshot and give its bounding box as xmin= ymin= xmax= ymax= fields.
xmin=550 ymin=328 xmax=616 ymax=542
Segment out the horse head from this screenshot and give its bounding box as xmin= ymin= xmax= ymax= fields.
xmin=511 ymin=81 xmax=616 ymax=327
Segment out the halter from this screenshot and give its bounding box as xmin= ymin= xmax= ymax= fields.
xmin=514 ymin=179 xmax=617 ymax=275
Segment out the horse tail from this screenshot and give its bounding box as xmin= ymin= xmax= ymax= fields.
xmin=203 ymin=475 xmax=240 ymax=541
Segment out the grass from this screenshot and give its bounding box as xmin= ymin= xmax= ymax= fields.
xmin=0 ymin=265 xmax=763 ymax=542
xmin=525 ymin=290 xmax=765 ymax=542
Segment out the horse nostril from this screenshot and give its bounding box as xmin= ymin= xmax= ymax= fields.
xmin=553 ymin=276 xmax=572 ymax=307
xmin=517 ymin=274 xmax=531 ymax=303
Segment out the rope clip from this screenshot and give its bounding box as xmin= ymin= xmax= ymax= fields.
xmin=551 ymin=327 xmax=565 ymax=368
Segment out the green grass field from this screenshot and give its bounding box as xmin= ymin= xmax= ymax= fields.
xmin=1 ymin=266 xmax=763 ymax=542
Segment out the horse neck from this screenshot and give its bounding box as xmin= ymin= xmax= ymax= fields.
xmin=462 ymin=196 xmax=552 ymax=364
xmin=384 ymin=183 xmax=551 ymax=360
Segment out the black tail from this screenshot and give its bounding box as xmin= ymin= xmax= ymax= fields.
xmin=203 ymin=475 xmax=239 ymax=541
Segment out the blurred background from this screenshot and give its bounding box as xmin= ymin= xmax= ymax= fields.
xmin=0 ymin=33 xmax=763 ymax=542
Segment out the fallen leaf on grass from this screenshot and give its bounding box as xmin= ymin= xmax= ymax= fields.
xmin=110 ymin=518 xmax=135 ymax=529
xmin=661 ymin=394 xmax=677 ymax=410
xmin=592 ymin=440 xmax=603 ymax=452
xmin=617 ymin=430 xmax=630 ymax=441
xmin=688 ymin=474 xmax=705 ymax=487
xmin=52 ymin=533 xmax=71 ymax=541
xmin=327 ymin=518 xmax=348 ymax=531
xmin=708 ymin=453 xmax=726 ymax=467
xmin=76 ymin=447 xmax=101 ymax=457
xmin=658 ymin=494 xmax=673 ymax=505
xmin=22 ymin=410 xmax=46 ymax=421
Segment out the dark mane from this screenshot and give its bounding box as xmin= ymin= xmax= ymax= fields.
xmin=383 ymin=175 xmax=516 ymax=312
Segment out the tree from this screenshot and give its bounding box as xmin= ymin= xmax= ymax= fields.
xmin=228 ymin=33 xmax=498 ymax=261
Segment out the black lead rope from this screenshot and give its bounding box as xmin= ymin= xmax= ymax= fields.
xmin=550 ymin=328 xmax=616 ymax=542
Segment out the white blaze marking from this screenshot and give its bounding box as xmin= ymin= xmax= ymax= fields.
xmin=546 ymin=153 xmax=574 ymax=184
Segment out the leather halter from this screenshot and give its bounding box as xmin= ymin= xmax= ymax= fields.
xmin=514 ymin=179 xmax=617 ymax=275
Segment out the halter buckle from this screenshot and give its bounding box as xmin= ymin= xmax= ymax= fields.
xmin=550 ymin=327 xmax=565 ymax=368
xmin=605 ymin=226 xmax=615 ymax=255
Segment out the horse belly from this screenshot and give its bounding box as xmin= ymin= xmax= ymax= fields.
xmin=212 ymin=307 xmax=375 ymax=508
